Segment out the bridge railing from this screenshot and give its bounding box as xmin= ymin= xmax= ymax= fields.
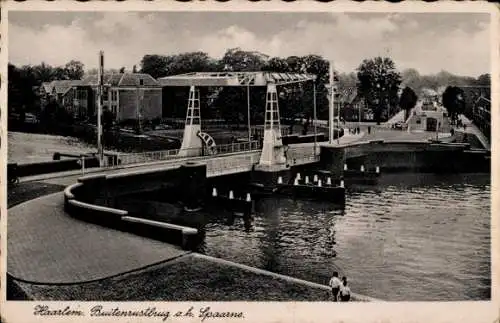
xmin=206 ymin=154 xmax=259 ymax=176
xmin=214 ymin=141 xmax=261 ymax=155
xmin=111 ymin=141 xmax=262 ymax=167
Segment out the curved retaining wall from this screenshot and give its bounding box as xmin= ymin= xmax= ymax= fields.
xmin=63 ymin=172 xmax=199 ymax=250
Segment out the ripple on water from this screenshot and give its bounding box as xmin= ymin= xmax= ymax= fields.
xmin=200 ymin=173 xmax=490 ymax=301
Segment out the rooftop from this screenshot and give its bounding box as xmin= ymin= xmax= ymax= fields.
xmin=44 ymin=80 xmax=82 ymax=95
xmin=81 ymin=73 xmax=161 ymax=87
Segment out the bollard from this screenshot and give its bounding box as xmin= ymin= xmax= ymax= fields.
xmin=318 ymin=179 xmax=322 ymax=187
xmin=81 ymin=156 xmax=85 ymax=176
xmin=296 ymin=173 xmax=301 ymax=180
xmin=340 ymin=180 xmax=345 ymax=188
xmin=313 ymin=174 xmax=318 ymax=182
xmin=344 ymin=164 xmax=348 ymax=171
xmin=277 ymin=176 xmax=283 ymax=184
xmin=212 ymin=188 xmax=218 ymax=197
xmin=246 ymin=193 xmax=252 ymax=202
xmin=305 ymin=176 xmax=309 ymax=184
xmin=294 ymin=177 xmax=299 ymax=186
xmin=376 ymin=166 xmax=380 ymax=174
xmin=327 ymin=177 xmax=332 ymax=185
xmin=360 ymin=165 xmax=365 ymax=172
xmin=229 ymin=190 xmax=234 ymax=199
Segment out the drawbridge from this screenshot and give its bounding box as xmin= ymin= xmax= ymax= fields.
xmin=158 ymin=71 xmax=318 ymax=172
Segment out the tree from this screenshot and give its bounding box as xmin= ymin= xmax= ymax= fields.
xmin=53 ymin=67 xmax=68 ymax=80
xmin=476 ymin=73 xmax=490 ymax=86
xmin=399 ymin=86 xmax=418 ymax=121
xmin=220 ymin=48 xmax=267 ymax=72
xmin=167 ymin=51 xmax=216 ymax=75
xmin=119 ymin=67 xmax=126 ymax=73
xmin=140 ymin=54 xmax=170 ymax=78
xmin=132 ymin=65 xmax=137 ymax=73
xmin=264 ymin=57 xmax=289 ymax=72
xmin=64 ymin=60 xmax=85 ymax=79
xmin=357 ymin=57 xmax=402 ymax=124
xmin=33 ymin=62 xmax=56 ymax=83
xmin=442 ymin=86 xmax=465 ymax=122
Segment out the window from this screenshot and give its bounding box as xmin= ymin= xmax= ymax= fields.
xmin=111 ymin=90 xmax=118 ymax=102
xmin=139 ymin=79 xmax=144 ymax=86
xmin=102 ymin=88 xmax=109 ymax=101
xmin=111 ymin=104 xmax=118 ymax=115
xmin=77 ymin=90 xmax=87 ymax=100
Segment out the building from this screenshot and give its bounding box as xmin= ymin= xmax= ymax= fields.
xmin=74 ymin=73 xmax=162 ymax=122
xmin=329 ymin=87 xmax=372 ymax=121
xmin=39 ymin=80 xmax=82 ymax=112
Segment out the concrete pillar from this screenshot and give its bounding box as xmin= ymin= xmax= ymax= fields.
xmin=179 ymin=162 xmax=207 ymax=211
xmin=319 ymin=146 xmax=346 ymax=180
xmin=179 ymin=86 xmax=203 ymax=157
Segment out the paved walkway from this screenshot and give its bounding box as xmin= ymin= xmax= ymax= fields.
xmin=458 ymin=114 xmax=490 ymax=150
xmin=8 ymin=192 xmax=188 ymax=283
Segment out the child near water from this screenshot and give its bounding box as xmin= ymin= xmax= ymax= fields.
xmin=328 ymin=271 xmax=342 ymax=301
xmin=339 ymin=276 xmax=351 ymax=302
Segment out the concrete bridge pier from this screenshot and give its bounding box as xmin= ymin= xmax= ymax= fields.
xmin=179 ymin=162 xmax=207 ymax=211
xmin=319 ymin=146 xmax=346 ymax=180
xmin=252 ymin=83 xmax=291 ymax=186
xmin=178 ymin=86 xmax=203 ymax=157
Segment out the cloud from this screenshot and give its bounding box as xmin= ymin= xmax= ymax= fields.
xmin=8 ymin=12 xmax=490 ymax=77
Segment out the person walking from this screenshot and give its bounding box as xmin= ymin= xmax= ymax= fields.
xmin=329 ymin=271 xmax=342 ymax=301
xmin=339 ymin=276 xmax=351 ymax=302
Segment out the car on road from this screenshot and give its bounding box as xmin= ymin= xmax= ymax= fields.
xmin=24 ymin=113 xmax=39 ymax=124
xmin=392 ymin=121 xmax=407 ymax=130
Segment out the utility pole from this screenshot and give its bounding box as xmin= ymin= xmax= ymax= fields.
xmin=329 ymin=61 xmax=334 ymax=144
xmin=247 ymin=83 xmax=251 ymax=142
xmin=358 ymin=88 xmax=361 ymax=130
xmin=313 ymin=80 xmax=317 ymax=152
xmin=337 ymin=76 xmax=340 ymax=144
xmin=97 ymin=50 xmax=104 ymax=167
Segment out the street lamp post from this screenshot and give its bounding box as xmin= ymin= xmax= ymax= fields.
xmin=329 ymin=61 xmax=335 ymax=145
xmin=313 ymin=80 xmax=317 ymax=152
xmin=247 ymin=83 xmax=251 ymax=142
xmin=97 ymin=51 xmax=104 ymax=167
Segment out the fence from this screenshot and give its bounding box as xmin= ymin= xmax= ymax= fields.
xmin=111 ymin=141 xmax=262 ymax=167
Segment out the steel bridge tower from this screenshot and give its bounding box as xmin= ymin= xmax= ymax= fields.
xmin=178 ymin=86 xmax=202 ymax=157
xmin=255 ymin=83 xmax=288 ymax=171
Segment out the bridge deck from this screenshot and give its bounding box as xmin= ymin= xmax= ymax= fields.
xmin=458 ymin=114 xmax=490 ymax=150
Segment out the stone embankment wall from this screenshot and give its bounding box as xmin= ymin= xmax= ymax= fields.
xmin=321 ymin=140 xmax=490 ymax=174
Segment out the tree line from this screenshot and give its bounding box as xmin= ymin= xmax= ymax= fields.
xmin=141 ymin=48 xmax=404 ymax=125
xmin=8 ymin=60 xmax=85 ymax=115
xmin=8 ymin=48 xmax=491 ymax=126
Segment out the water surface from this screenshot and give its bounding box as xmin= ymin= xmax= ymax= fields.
xmin=199 ymin=173 xmax=490 ymax=301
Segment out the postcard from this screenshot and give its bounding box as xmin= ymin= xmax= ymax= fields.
xmin=1 ymin=1 xmax=498 ymax=323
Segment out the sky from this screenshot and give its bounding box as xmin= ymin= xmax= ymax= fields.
xmin=8 ymin=11 xmax=491 ymax=77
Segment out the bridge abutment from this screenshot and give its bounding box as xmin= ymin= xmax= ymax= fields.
xmin=179 ymin=162 xmax=207 ymax=211
xmin=319 ymin=146 xmax=346 ymax=180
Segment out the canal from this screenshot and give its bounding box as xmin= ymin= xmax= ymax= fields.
xmin=198 ymin=173 xmax=490 ymax=301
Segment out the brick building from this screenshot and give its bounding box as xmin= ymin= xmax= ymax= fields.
xmin=73 ymin=73 xmax=162 ymax=122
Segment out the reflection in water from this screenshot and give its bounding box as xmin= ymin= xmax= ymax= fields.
xmin=200 ymin=173 xmax=490 ymax=301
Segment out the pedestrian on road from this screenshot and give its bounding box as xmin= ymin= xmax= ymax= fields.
xmin=329 ymin=271 xmax=342 ymax=301
xmin=339 ymin=276 xmax=351 ymax=302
